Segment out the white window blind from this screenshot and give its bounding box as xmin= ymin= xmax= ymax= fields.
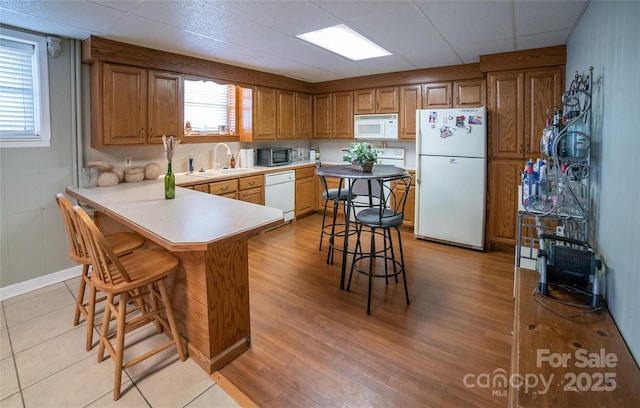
xmin=0 ymin=27 xmax=50 ymax=148
xmin=184 ymin=80 xmax=236 ymax=134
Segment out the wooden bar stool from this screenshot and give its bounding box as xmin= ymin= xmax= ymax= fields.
xmin=56 ymin=193 xmax=145 ymax=351
xmin=73 ymin=205 xmax=186 ymax=400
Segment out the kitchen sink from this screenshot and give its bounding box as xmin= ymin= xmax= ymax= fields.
xmin=188 ymin=168 xmax=252 ymax=177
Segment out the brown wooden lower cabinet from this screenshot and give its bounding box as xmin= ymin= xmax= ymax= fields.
xmin=238 ymin=175 xmax=264 ymax=205
xmin=295 ymin=167 xmax=316 ymax=218
xmin=208 ymin=179 xmax=238 ymax=198
xmin=487 ymin=159 xmax=522 ymax=246
xmin=393 ymin=171 xmax=415 ymax=228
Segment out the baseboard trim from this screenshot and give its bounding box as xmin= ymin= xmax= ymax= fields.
xmin=0 ymin=265 xmax=82 ymax=301
xmin=211 ymin=371 xmax=259 ymax=408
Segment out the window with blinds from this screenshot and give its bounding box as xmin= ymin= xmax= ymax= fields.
xmin=0 ymin=27 xmax=51 ymax=148
xmin=184 ymin=79 xmax=236 ymax=135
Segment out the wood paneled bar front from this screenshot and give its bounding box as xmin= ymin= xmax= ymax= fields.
xmin=66 ymin=180 xmax=283 ymax=373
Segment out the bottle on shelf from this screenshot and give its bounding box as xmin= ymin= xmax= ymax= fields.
xmin=553 ymin=109 xmax=567 ymax=158
xmin=566 ymin=110 xmax=589 ymax=158
xmin=541 ymin=117 xmax=553 ymax=156
xmin=315 ymin=145 xmax=320 ymax=161
xmin=522 ymin=159 xmax=537 ymax=208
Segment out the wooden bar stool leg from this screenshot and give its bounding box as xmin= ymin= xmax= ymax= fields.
xmin=146 ymin=286 xmax=163 ymax=334
xmin=98 ymin=293 xmax=114 ymax=363
xmin=113 ymin=292 xmax=128 ymax=401
xmin=74 ymin=264 xmax=89 ymax=326
xmin=86 ymin=282 xmax=98 ymax=351
xmin=157 ymin=280 xmax=186 ymax=361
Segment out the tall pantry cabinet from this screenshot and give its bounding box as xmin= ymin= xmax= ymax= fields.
xmin=486 ymin=66 xmax=564 ymax=246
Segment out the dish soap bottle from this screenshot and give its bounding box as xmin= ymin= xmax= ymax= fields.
xmin=315 ymin=145 xmax=320 ymax=161
xmin=230 ymin=154 xmax=236 ymax=168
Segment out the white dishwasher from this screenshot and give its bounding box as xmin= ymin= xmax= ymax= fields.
xmin=264 ymin=170 xmax=295 ymax=222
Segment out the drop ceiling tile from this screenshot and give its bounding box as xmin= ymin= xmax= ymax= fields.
xmin=0 ymin=0 xmax=128 ymax=34
xmin=105 ymin=14 xmax=209 ymax=52
xmin=260 ymin=37 xmax=350 ymax=68
xmin=517 ymin=30 xmax=571 ymax=51
xmin=284 ymin=67 xmax=343 ymax=83
xmin=452 ymin=38 xmax=516 ymax=64
xmin=312 ymin=0 xmax=413 ymax=20
xmin=402 ymin=47 xmax=463 ymax=69
xmin=321 ymin=55 xmax=416 ymax=79
xmin=89 ymin=0 xmax=142 ymax=13
xmin=515 ymin=1 xmax=588 ymax=36
xmin=129 ymin=0 xmax=223 ymax=31
xmin=208 ymin=0 xmax=340 ymax=35
xmin=197 ymin=18 xmax=289 ymax=50
xmin=347 ymin=3 xmax=451 ymax=60
xmin=0 ymin=9 xmax=97 ymax=39
xmin=417 ymin=0 xmax=514 ymax=43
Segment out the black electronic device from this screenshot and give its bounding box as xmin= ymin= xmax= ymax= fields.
xmin=537 ymin=234 xmax=602 ymax=307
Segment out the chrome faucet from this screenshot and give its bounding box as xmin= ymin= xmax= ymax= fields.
xmin=213 ymin=143 xmax=232 ymax=169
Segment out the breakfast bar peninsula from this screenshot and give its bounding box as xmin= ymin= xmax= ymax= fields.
xmin=66 ymin=180 xmax=283 ymax=373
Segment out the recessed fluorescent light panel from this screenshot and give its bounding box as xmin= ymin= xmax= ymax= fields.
xmin=296 ymin=24 xmax=391 ymax=61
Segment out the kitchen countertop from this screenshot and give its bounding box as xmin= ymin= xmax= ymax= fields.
xmin=67 ymin=179 xmax=284 ymax=251
xmin=67 ymin=174 xmax=285 ymax=374
xmin=174 ymin=161 xmax=413 ymax=186
xmin=176 ymin=161 xmax=317 ymax=186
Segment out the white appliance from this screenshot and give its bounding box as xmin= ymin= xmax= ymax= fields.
xmin=354 ymin=114 xmax=398 ymax=140
xmin=415 ymin=107 xmax=487 ymax=250
xmin=265 ymin=170 xmax=295 ymax=222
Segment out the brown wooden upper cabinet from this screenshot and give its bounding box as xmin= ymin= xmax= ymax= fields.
xmin=422 ymin=79 xmax=486 ymax=109
xmin=252 ymin=86 xmax=277 ymax=140
xmin=277 ymin=89 xmax=295 ymax=140
xmin=488 ymin=68 xmax=563 ymax=159
xmin=486 ymin=66 xmax=564 ymax=246
xmin=353 ymin=87 xmax=399 ymax=114
xmin=294 ymin=92 xmax=313 ymax=139
xmin=314 ymin=91 xmax=354 ymax=139
xmin=246 ymin=86 xmax=311 ymax=141
xmin=399 ymin=84 xmax=422 ymax=140
xmin=91 ymin=62 xmax=183 ymax=147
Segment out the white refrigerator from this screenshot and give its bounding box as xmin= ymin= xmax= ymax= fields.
xmin=415 ymin=107 xmax=487 ymax=250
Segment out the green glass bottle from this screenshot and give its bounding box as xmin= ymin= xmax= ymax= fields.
xmin=165 ymin=162 xmax=175 ymax=199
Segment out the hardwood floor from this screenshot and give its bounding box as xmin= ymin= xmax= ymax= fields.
xmin=220 ymin=214 xmax=515 ymax=407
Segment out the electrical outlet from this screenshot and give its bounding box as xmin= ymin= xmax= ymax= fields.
xmin=124 ymin=156 xmax=132 ymax=167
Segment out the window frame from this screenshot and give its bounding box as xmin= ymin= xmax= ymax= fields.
xmin=181 ymin=75 xmax=239 ymax=144
xmin=0 ymin=26 xmax=51 ymax=148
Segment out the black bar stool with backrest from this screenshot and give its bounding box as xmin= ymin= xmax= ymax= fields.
xmin=347 ymin=174 xmax=412 ymax=314
xmin=318 ymin=174 xmax=357 ymax=264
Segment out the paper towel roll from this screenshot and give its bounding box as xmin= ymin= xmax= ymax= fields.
xmin=239 ymin=149 xmax=254 ymax=168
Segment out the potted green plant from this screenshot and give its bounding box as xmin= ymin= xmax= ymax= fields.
xmin=343 ymin=142 xmax=378 ymax=172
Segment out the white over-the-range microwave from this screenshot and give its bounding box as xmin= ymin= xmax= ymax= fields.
xmin=354 ymin=113 xmax=399 ymax=140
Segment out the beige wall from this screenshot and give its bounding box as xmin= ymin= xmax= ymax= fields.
xmin=566 ymin=1 xmax=640 ymax=361
xmin=0 ymin=35 xmax=77 ymax=287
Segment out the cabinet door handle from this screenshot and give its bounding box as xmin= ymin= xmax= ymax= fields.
xmin=149 ymin=128 xmax=153 ymax=137
xmin=140 ymin=128 xmax=145 ymax=137
xmin=221 ymin=186 xmax=229 ymax=191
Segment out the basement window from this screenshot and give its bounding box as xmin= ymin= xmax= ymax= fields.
xmin=0 ymin=27 xmax=51 ymax=148
xmin=184 ymin=79 xmax=236 ymax=135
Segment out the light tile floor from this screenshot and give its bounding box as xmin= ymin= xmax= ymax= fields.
xmin=0 ymin=278 xmax=241 ymax=407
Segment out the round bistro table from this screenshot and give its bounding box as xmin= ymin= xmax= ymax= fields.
xmin=315 ymin=164 xmax=408 ymax=290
